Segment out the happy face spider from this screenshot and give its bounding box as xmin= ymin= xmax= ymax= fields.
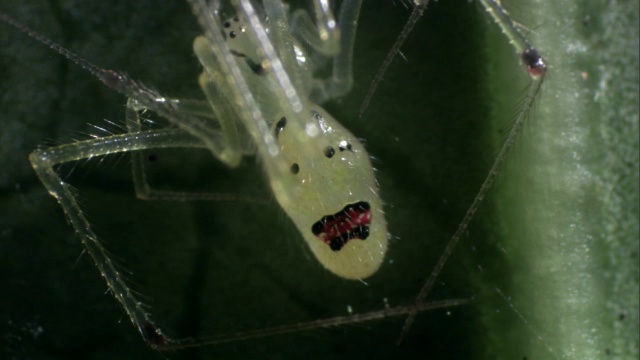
xmin=2 ymin=0 xmax=392 ymax=350
xmin=0 ymin=0 xmax=568 ymax=358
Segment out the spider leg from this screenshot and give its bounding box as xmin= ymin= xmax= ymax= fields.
xmin=29 ymin=128 xmax=220 ymax=348
xmin=125 ymin=97 xmax=264 ymax=203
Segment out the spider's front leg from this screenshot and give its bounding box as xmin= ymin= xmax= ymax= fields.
xmin=29 ymin=128 xmax=210 ymax=348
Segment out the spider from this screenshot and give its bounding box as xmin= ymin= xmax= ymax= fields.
xmin=1 ymin=0 xmax=600 ymax=358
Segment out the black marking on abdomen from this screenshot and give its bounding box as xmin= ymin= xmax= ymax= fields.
xmin=275 ymin=116 xmax=286 ymax=138
xmin=245 ymin=58 xmax=265 ymax=75
xmin=311 ymin=202 xmax=372 ymax=251
xmin=324 ymin=146 xmax=335 ymax=158
xmin=228 ymin=49 xmax=264 ymax=76
xmin=230 ymin=49 xmax=246 ymax=58
xmin=338 ymin=140 xmax=353 ymax=152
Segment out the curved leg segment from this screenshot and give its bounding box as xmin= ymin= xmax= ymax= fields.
xmin=29 ymin=129 xmax=210 ymax=348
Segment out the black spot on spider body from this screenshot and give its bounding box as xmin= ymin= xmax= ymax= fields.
xmin=275 ymin=117 xmax=287 ymax=138
xmin=324 ymin=146 xmax=335 ymax=158
xmin=330 ymin=238 xmax=347 ymax=251
xmin=290 ymin=163 xmax=300 ymax=174
xmin=223 ymin=21 xmax=231 ymax=28
xmin=230 ymin=31 xmax=237 ymax=38
xmin=338 ymin=140 xmax=353 ymax=152
xmin=245 ymin=58 xmax=265 ymax=75
xmin=228 ymin=49 xmax=263 ymax=75
xmin=230 ymin=49 xmax=246 ymax=58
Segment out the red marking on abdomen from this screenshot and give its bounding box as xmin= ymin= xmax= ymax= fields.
xmin=311 ymin=202 xmax=371 ymax=251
